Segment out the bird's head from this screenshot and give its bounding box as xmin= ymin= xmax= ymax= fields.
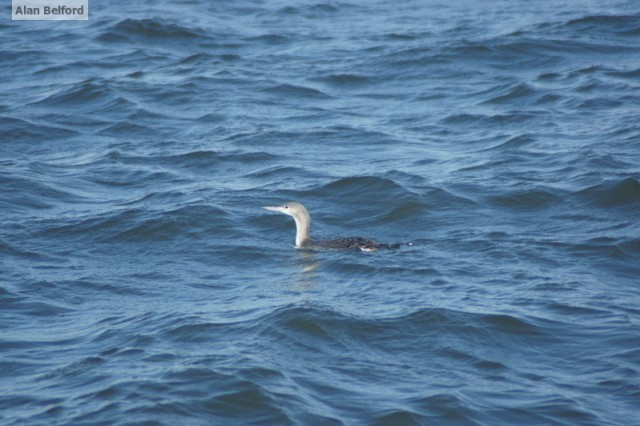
xmin=262 ymin=202 xmax=306 ymax=218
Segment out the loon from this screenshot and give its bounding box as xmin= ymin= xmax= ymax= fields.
xmin=263 ymin=202 xmax=399 ymax=251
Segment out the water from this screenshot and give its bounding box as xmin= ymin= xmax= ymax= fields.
xmin=2 ymin=0 xmax=640 ymax=424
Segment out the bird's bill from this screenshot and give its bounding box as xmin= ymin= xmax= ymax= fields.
xmin=263 ymin=205 xmax=286 ymax=212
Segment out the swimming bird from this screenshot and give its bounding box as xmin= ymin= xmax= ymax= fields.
xmin=263 ymin=202 xmax=399 ymax=251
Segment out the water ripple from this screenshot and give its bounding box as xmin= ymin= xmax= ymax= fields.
xmin=2 ymin=2 xmax=640 ymax=425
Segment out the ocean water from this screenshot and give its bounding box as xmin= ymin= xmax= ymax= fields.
xmin=2 ymin=0 xmax=640 ymax=424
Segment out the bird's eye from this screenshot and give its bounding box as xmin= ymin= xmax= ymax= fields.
xmin=284 ymin=205 xmax=289 ymax=209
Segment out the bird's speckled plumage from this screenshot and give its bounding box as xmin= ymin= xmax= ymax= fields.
xmin=263 ymin=202 xmax=398 ymax=251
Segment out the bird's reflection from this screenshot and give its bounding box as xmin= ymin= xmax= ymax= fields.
xmin=291 ymin=250 xmax=320 ymax=289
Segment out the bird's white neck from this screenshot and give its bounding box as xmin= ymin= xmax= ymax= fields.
xmin=292 ymin=213 xmax=311 ymax=247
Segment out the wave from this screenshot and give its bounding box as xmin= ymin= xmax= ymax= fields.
xmin=36 ymin=203 xmax=242 ymax=244
xmin=576 ymin=177 xmax=640 ymax=208
xmin=98 ymin=18 xmax=210 ymax=43
xmin=312 ymin=73 xmax=373 ymax=88
xmin=263 ymin=175 xmax=475 ymax=231
xmin=274 ymin=3 xmax=339 ymax=17
xmin=32 ymin=80 xmax=128 ymax=109
xmin=508 ymin=13 xmax=640 ymax=43
xmin=261 ymin=83 xmax=332 ymax=99
xmin=0 ymin=116 xmax=78 ymax=143
xmin=488 ymin=187 xmax=564 ymax=210
xmin=481 ymin=134 xmax=536 ymax=152
xmin=251 ymin=303 xmax=556 ymax=351
xmin=245 ymin=165 xmax=321 ymax=180
xmin=606 ymin=67 xmax=640 ymax=79
xmin=479 ymin=82 xmax=538 ymax=105
xmin=245 ymin=33 xmax=292 ymax=45
xmin=0 ymin=173 xmax=88 ymax=212
xmin=562 ymin=14 xmax=640 ymax=37
xmin=86 ymin=148 xmax=276 ymax=172
xmin=322 ymin=175 xmax=410 ymax=196
xmin=0 ymin=285 xmax=73 ymax=318
xmin=441 ymin=112 xmax=539 ymax=127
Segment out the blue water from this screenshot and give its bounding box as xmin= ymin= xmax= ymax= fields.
xmin=2 ymin=0 xmax=640 ymax=424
